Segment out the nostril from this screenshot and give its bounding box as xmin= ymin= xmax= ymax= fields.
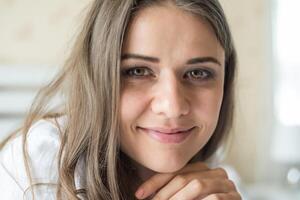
xmin=150 ymin=88 xmax=190 ymax=118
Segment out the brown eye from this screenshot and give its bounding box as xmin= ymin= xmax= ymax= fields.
xmin=185 ymin=69 xmax=213 ymax=80
xmin=122 ymin=67 xmax=152 ymax=77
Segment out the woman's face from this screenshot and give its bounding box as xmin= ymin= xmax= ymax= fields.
xmin=120 ymin=4 xmax=225 ymax=174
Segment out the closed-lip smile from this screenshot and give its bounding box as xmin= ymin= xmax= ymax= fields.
xmin=138 ymin=126 xmax=195 ymax=134
xmin=137 ymin=126 xmax=196 ymax=143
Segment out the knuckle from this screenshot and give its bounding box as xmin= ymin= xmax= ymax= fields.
xmin=145 ymin=178 xmax=158 ymax=191
xmin=214 ymin=167 xmax=228 ymax=178
xmin=208 ymin=194 xmax=224 ymax=200
xmin=191 ymin=179 xmax=205 ymax=191
xmin=232 ymin=192 xmax=242 ymax=200
xmin=227 ymin=179 xmax=236 ymax=189
xmin=174 ymin=175 xmax=189 ymax=187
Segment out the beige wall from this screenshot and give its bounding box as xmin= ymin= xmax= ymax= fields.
xmin=220 ymin=0 xmax=273 ymax=183
xmin=0 ymin=0 xmax=89 ymax=66
xmin=0 ymin=0 xmax=273 ymax=183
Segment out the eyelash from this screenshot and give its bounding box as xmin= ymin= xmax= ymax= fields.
xmin=121 ymin=66 xmax=215 ymax=81
xmin=184 ymin=69 xmax=214 ymax=81
xmin=122 ymin=67 xmax=152 ymax=77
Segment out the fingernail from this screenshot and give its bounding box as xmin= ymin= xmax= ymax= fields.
xmin=135 ymin=188 xmax=144 ymax=199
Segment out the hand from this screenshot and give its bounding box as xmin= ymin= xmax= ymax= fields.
xmin=135 ymin=162 xmax=242 ymax=200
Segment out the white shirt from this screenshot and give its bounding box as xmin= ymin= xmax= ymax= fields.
xmin=0 ymin=118 xmax=85 ymax=200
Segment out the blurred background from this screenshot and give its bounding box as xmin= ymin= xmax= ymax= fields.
xmin=0 ymin=0 xmax=299 ymax=199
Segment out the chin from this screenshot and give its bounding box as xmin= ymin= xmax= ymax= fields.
xmin=146 ymin=158 xmax=188 ymax=173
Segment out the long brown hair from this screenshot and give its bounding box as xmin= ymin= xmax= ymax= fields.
xmin=0 ymin=0 xmax=236 ymax=199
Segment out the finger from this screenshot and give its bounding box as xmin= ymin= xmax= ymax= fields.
xmin=149 ymin=170 xmax=227 ymax=200
xmin=150 ymin=174 xmax=191 ymax=200
xmin=202 ymin=192 xmax=242 ymax=200
xmin=136 ymin=162 xmax=209 ymax=199
xmin=135 ymin=173 xmax=174 ymax=199
xmin=210 ymin=167 xmax=229 ymax=179
xmin=154 ymin=179 xmax=236 ymax=200
xmin=149 ymin=168 xmax=231 ymax=199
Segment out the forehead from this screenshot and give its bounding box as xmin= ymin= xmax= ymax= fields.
xmin=122 ymin=4 xmax=225 ymax=64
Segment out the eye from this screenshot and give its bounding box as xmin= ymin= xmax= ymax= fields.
xmin=122 ymin=67 xmax=153 ymax=78
xmin=185 ymin=69 xmax=214 ymax=81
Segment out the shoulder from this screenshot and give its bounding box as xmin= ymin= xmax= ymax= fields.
xmin=0 ymin=117 xmax=65 ymax=194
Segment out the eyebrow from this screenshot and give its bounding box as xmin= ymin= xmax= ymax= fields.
xmin=121 ymin=53 xmax=222 ymax=66
xmin=121 ymin=53 xmax=160 ymax=63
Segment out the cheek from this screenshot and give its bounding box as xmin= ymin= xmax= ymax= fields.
xmin=187 ymin=87 xmax=224 ymax=158
xmin=192 ymin=86 xmax=224 ymax=131
xmin=119 ymin=88 xmax=151 ymax=165
xmin=204 ymin=89 xmax=223 ymax=116
xmin=120 ymin=88 xmax=147 ymax=131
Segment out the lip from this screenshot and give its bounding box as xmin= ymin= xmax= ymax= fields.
xmin=139 ymin=127 xmax=195 ymax=134
xmin=138 ymin=126 xmax=195 ymax=143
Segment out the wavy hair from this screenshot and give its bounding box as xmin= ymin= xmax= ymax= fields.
xmin=0 ymin=0 xmax=236 ymax=199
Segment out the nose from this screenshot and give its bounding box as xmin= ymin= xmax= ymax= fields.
xmin=151 ymin=72 xmax=190 ymax=119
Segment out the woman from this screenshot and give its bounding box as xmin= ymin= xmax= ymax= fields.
xmin=0 ymin=0 xmax=240 ymax=199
